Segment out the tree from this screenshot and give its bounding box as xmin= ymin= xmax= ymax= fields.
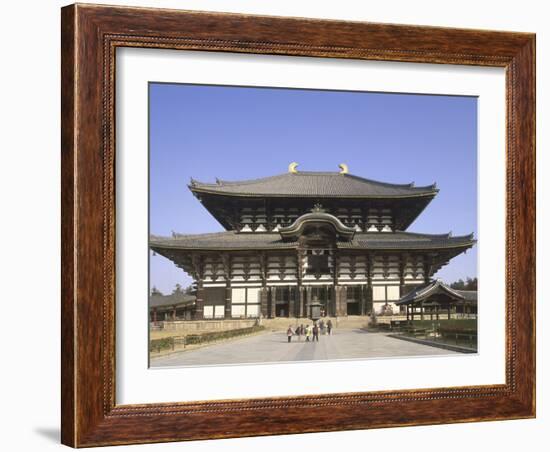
xmin=150 ymin=286 xmax=163 ymax=296
xmin=465 ymin=277 xmax=478 ymax=290
xmin=450 ymin=279 xmax=465 ymax=290
xmin=172 ymin=283 xmax=183 ymax=294
xmin=449 ymin=277 xmax=477 ymax=290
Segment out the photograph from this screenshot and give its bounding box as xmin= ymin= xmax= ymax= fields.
xmin=0 ymin=0 xmax=541 ymax=449
xmin=148 ymin=83 xmax=479 ymax=367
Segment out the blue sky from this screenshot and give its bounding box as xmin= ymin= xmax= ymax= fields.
xmin=149 ymin=83 xmax=477 ymax=293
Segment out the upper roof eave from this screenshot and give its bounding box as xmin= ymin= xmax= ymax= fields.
xmin=189 ymin=185 xmax=439 ymax=199
xmin=188 ymin=171 xmax=439 ymax=199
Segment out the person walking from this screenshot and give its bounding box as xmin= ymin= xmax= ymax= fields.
xmin=287 ymin=325 xmax=294 ymax=343
xmin=297 ymin=324 xmax=304 ymax=341
xmin=312 ymin=323 xmax=319 ymax=342
xmin=327 ymin=319 xmax=333 ymax=336
xmin=319 ymin=319 xmax=325 ymax=335
xmin=305 ymin=325 xmax=311 ymax=342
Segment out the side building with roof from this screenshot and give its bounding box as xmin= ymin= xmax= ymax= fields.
xmin=395 ymin=280 xmax=478 ymax=320
xmin=149 ymin=290 xmax=197 ymax=323
xmin=150 ymin=163 xmax=476 ymax=320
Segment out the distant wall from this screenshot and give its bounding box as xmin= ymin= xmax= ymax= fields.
xmin=156 ymin=319 xmax=257 ymax=333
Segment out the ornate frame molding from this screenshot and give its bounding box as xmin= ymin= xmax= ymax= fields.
xmin=61 ymin=4 xmax=535 ymax=447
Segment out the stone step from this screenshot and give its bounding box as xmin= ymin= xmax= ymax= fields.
xmin=261 ymin=316 xmax=371 ymax=331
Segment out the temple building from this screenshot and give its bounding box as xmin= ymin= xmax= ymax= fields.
xmin=149 ymin=289 xmax=196 ymax=323
xmin=395 ymin=280 xmax=478 ymax=321
xmin=149 ymin=163 xmax=475 ymax=320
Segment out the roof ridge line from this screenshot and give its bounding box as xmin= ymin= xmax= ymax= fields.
xmin=343 ymin=173 xmax=419 ymax=188
xmin=151 ymin=231 xmax=235 ymax=240
xmin=191 ymin=173 xmax=288 ymax=187
xmin=343 ymin=173 xmax=437 ymax=191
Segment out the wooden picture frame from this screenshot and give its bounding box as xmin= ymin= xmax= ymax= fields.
xmin=61 ymin=3 xmax=535 ymax=447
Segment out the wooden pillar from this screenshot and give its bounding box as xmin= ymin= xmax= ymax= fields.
xmin=329 ymin=285 xmax=335 ymax=317
xmin=152 ymin=307 xmax=157 ymax=324
xmin=195 ymin=279 xmax=205 ymax=320
xmin=420 ymin=301 xmax=425 ymax=321
xmin=172 ymin=305 xmax=177 ymax=321
xmin=260 ymin=287 xmax=269 ymax=318
xmin=435 ymin=303 xmax=440 ymax=320
xmin=360 ymin=284 xmax=366 ymax=315
xmin=259 ymin=252 xmax=268 ymax=318
xmin=335 ymin=285 xmax=347 ymax=317
xmin=447 ymin=304 xmax=451 ymax=320
xmin=406 ymin=305 xmax=410 ymax=321
xmin=366 ymin=253 xmax=374 ymax=316
xmin=224 ymin=282 xmax=232 ymax=319
xmin=296 ymin=281 xmax=304 ymax=317
xmin=306 ymin=286 xmax=312 ymax=318
xmin=288 ymin=286 xmax=296 ymax=318
xmin=337 ymin=285 xmax=343 ymax=317
xmin=273 ymin=290 xmax=278 ymax=318
xmin=268 ymin=286 xmax=274 ymax=318
xmin=297 ymin=247 xmax=305 ymax=317
xmin=192 ymin=254 xmax=205 ymax=320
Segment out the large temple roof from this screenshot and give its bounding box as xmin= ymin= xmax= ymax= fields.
xmin=150 ymin=230 xmax=475 ymax=252
xmin=189 ymin=171 xmax=438 ymax=199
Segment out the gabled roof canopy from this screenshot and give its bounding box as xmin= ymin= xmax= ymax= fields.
xmin=279 ymin=211 xmax=356 ymax=241
xmin=396 ymin=280 xmax=476 ymax=306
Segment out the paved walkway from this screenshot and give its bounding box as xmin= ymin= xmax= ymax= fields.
xmin=151 ymin=329 xmax=457 ymax=367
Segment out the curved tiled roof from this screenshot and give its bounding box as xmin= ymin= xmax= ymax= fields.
xmin=279 ymin=211 xmax=356 ymax=241
xmin=149 ymin=292 xmax=196 ymax=308
xmin=189 ymin=171 xmax=438 ymax=198
xmin=396 ymin=280 xmax=467 ymax=305
xmin=150 ymin=232 xmax=297 ymax=250
xmin=150 ymin=230 xmax=475 ymax=251
xmin=339 ymin=231 xmax=475 ymax=250
xmin=396 ymin=281 xmax=478 ymax=306
xmin=455 ymin=290 xmax=478 ymax=302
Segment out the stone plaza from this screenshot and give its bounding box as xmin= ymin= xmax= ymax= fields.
xmin=150 ymin=329 xmax=457 ymax=367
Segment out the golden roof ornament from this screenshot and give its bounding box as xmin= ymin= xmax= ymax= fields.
xmin=288 ymin=162 xmax=299 ymax=173
xmin=311 ymin=203 xmax=326 ymax=213
xmin=339 ymin=163 xmax=349 ymax=174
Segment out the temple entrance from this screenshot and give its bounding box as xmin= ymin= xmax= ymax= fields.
xmin=346 ymin=302 xmax=360 ymax=315
xmin=346 ymin=286 xmax=362 ymax=316
xmin=275 ymin=303 xmax=289 ymax=317
xmin=272 ymin=286 xmax=293 ymax=317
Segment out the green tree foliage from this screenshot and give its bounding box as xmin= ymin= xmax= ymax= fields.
xmin=150 ymin=286 xmax=163 ymax=296
xmin=450 ymin=277 xmax=477 ymax=290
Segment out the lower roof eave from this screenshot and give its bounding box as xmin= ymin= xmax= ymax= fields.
xmin=337 ymin=244 xmax=475 ymax=251
xmin=150 ymin=243 xmax=475 ymax=253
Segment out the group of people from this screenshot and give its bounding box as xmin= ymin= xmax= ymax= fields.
xmin=286 ymin=319 xmax=333 ymax=343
